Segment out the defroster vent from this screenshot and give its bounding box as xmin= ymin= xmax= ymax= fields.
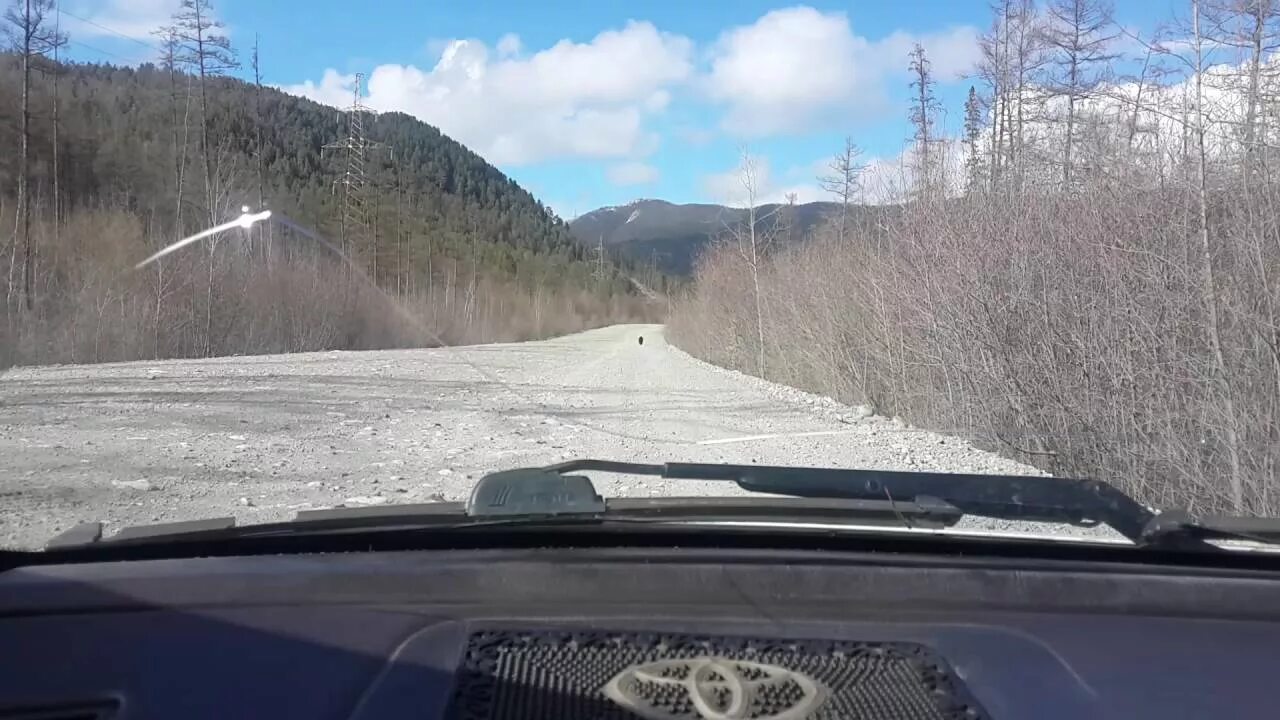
xmin=445 ymin=630 xmax=988 ymax=720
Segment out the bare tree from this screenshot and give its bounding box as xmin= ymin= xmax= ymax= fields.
xmin=719 ymin=150 xmax=781 ymax=377
xmin=908 ymin=44 xmax=941 ymax=198
xmin=251 ymin=34 xmax=265 ymax=212
xmin=818 ymin=138 xmax=865 ymax=241
xmin=1119 ymin=43 xmax=1157 ymax=152
xmin=1237 ymin=0 xmax=1280 ymax=171
xmin=980 ymin=0 xmax=1048 ymax=187
xmin=1042 ymin=0 xmax=1118 ymax=185
xmin=172 ymin=0 xmax=237 ymax=226
xmin=1198 ymin=0 xmax=1280 ymax=172
xmin=1011 ymin=0 xmax=1047 ymax=184
xmin=171 ymin=0 xmax=237 ymax=355
xmin=1191 ymin=0 xmax=1245 ymax=511
xmin=978 ymin=0 xmax=1013 ymax=185
xmin=250 ymin=34 xmax=273 ymax=265
xmin=4 ymin=0 xmax=66 ymax=311
xmin=154 ymin=25 xmax=192 ymax=232
xmin=49 ymin=0 xmax=61 ymax=249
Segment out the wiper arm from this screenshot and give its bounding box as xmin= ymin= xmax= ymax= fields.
xmin=543 ymin=460 xmax=1280 ymax=551
xmin=544 ymin=460 xmax=1155 ymax=541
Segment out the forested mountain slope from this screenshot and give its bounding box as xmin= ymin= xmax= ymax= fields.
xmin=570 ymin=199 xmax=893 ymax=275
xmin=0 ymin=55 xmax=656 ymax=367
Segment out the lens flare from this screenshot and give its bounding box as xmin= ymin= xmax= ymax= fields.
xmin=135 ymin=209 xmax=273 ymax=269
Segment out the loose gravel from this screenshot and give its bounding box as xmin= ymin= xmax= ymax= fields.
xmin=0 ymin=324 xmax=1115 ymax=549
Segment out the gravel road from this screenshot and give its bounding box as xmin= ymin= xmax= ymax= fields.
xmin=0 ymin=324 xmax=1070 ymax=549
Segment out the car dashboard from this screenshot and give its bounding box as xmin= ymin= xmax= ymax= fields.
xmin=0 ymin=540 xmax=1277 ymax=720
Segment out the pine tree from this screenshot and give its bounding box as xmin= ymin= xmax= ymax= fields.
xmin=963 ymin=86 xmax=986 ymax=194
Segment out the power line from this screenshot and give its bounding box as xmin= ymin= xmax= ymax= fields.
xmin=57 ymin=7 xmax=161 ymax=53
xmin=64 ymin=38 xmax=138 ymax=64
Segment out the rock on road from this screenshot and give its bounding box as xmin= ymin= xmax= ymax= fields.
xmin=0 ymin=324 xmax=1048 ymax=549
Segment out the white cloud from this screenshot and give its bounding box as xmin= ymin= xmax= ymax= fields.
xmin=701 ymin=162 xmax=751 ymax=205
xmin=281 ymin=69 xmax=356 ymax=107
xmin=704 ymin=6 xmax=980 ymax=136
xmin=607 ymin=161 xmax=660 ymax=186
xmin=701 ymin=156 xmax=827 ymax=206
xmin=700 ymin=142 xmax=966 ymax=209
xmin=859 ymin=153 xmax=913 ymax=204
xmin=859 ymin=138 xmax=967 ymax=204
xmin=877 ymin=26 xmax=983 ymax=83
xmin=705 ymin=7 xmax=867 ymax=136
xmin=767 ymin=183 xmax=827 ymax=205
xmin=543 ymin=198 xmax=577 ymax=221
xmin=66 ymin=0 xmax=182 ymax=41
xmin=676 ymin=126 xmax=716 ymax=146
xmin=496 ymin=32 xmax=522 ymax=58
xmin=282 ymin=21 xmax=693 ymax=166
xmin=642 ymin=89 xmax=672 ymax=112
xmin=851 ymin=52 xmax=1280 ymax=205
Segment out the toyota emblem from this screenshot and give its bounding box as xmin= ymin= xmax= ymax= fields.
xmin=603 ymin=657 xmax=829 ymax=720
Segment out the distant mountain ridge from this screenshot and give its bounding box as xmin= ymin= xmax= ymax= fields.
xmin=569 ymin=199 xmax=845 ymax=275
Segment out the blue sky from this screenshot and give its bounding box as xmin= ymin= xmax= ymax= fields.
xmin=61 ymin=0 xmax=1176 ymax=216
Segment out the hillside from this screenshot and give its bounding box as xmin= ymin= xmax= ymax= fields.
xmin=0 ymin=56 xmax=655 ymax=366
xmin=570 ymin=198 xmax=881 ymax=275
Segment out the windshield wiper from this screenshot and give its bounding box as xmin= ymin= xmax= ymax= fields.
xmin=42 ymin=495 xmax=962 ymax=549
xmin=534 ymin=460 xmax=1261 ymax=551
xmin=540 ymin=459 xmax=1149 ymax=532
xmin=42 ymin=459 xmax=1274 ymax=552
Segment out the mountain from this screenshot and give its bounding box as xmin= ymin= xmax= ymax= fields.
xmin=0 ymin=55 xmax=655 ymax=366
xmin=0 ymin=57 xmax=615 ymax=283
xmin=569 ymin=199 xmax=847 ymax=275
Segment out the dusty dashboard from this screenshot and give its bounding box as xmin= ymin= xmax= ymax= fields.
xmin=0 ymin=545 xmax=1277 ymax=720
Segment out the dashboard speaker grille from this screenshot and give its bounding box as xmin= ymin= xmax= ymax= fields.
xmin=445 ymin=630 xmax=986 ymax=720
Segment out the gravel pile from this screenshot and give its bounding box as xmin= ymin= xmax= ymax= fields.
xmin=0 ymin=324 xmax=1116 ymax=549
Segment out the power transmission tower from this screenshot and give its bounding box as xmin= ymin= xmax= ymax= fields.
xmin=323 ymin=72 xmax=389 ymax=261
xmin=593 ymin=235 xmax=608 ymax=285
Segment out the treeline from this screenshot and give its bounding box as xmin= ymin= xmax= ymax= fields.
xmin=670 ymin=0 xmax=1280 ymax=516
xmin=0 ymin=0 xmax=658 ymax=368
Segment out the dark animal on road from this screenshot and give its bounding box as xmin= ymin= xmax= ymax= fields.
xmin=638 ymin=336 xmax=644 ymax=345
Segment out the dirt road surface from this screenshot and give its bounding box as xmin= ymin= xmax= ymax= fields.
xmin=0 ymin=324 xmax=1053 ymax=549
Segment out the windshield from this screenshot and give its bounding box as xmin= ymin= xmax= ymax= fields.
xmin=1 ymin=0 xmax=1273 ymax=550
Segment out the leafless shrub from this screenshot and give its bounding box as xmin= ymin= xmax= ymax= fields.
xmin=671 ymin=171 xmax=1280 ymax=516
xmin=1 ymin=207 xmax=654 ymax=371
xmin=669 ymin=0 xmax=1280 ymax=518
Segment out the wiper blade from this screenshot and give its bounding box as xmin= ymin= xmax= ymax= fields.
xmin=43 ymin=496 xmax=962 ymax=549
xmin=1139 ymin=511 xmax=1280 ymax=549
